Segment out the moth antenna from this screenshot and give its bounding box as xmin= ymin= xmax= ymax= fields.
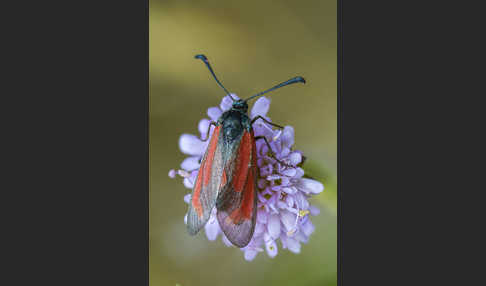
xmin=244 ymin=76 xmax=306 ymax=102
xmin=195 ymin=54 xmax=236 ymax=101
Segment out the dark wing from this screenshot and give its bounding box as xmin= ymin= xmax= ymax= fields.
xmin=216 ymin=130 xmax=258 ymax=248
xmin=187 ymin=125 xmax=225 ymax=235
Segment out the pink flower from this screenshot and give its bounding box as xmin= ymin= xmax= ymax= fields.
xmin=170 ymin=95 xmax=324 ymax=261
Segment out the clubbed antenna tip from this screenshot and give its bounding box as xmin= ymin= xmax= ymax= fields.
xmin=244 ymin=76 xmax=307 ymax=102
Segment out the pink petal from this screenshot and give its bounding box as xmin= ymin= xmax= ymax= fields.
xmin=256 ymin=138 xmax=266 ymax=155
xmin=257 ymin=179 xmax=267 ymax=189
xmin=294 ymin=168 xmax=305 ymax=179
xmin=265 ymin=239 xmax=278 ymax=258
xmin=286 ymin=195 xmax=295 ymax=207
xmin=294 ymin=230 xmax=309 ymax=244
xmin=254 ymin=222 xmax=265 ymax=236
xmin=259 ymin=165 xmax=272 ymax=177
xmin=280 ymin=235 xmax=288 ymax=249
xmin=281 ymin=210 xmax=296 ymax=232
xmin=281 ymin=168 xmax=297 ymax=177
xmin=267 ymin=174 xmax=281 ymax=181
xmin=295 ymin=192 xmax=309 ymax=210
xmin=207 ymin=107 xmax=222 ymax=121
xmin=286 ymin=237 xmax=301 ymax=253
xmin=198 ymin=119 xmax=210 ymax=139
xmin=247 ymin=235 xmax=264 ymax=250
xmin=301 ymin=220 xmax=315 ymax=236
xmin=280 ymin=147 xmax=291 ymax=158
xmin=252 ymin=124 xmax=265 ymax=138
xmin=271 ymin=138 xmax=281 ymax=155
xmin=268 ymin=201 xmax=279 ymax=214
xmin=257 ymin=209 xmax=268 ymax=224
xmin=183 ymin=194 xmax=191 ymax=204
xmin=283 ymin=187 xmax=297 ymax=194
xmin=281 ymin=126 xmax=295 ymax=148
xmin=277 ymin=201 xmax=288 ymax=209
xmin=280 ymin=177 xmax=290 ymax=186
xmin=267 ymin=214 xmax=281 ymax=239
xmin=179 ymin=134 xmax=206 ymax=156
xmin=180 ymin=156 xmax=200 ymax=171
xmin=298 ymin=178 xmax=324 ymax=194
xmin=183 ymin=177 xmax=194 ymax=189
xmin=257 ymin=192 xmax=267 ymax=203
xmin=220 ymin=94 xmax=238 ymax=111
xmin=204 ymin=220 xmax=220 ymax=241
xmin=262 ymin=187 xmax=273 ymax=196
xmin=254 ymin=122 xmax=274 ymax=139
xmin=257 ymin=158 xmax=264 ymax=168
xmin=168 ymin=169 xmax=176 ymax=178
xmin=288 ymin=152 xmax=302 ymax=166
xmin=244 ymin=249 xmax=258 ymax=261
xmin=250 ymin=96 xmax=271 ymax=119
xmin=309 ymin=205 xmax=321 ymax=216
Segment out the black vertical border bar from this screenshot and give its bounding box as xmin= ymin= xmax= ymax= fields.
xmin=2 ymin=0 xmax=150 ymax=284
xmin=335 ymin=0 xmax=481 ymax=285
xmin=144 ymin=0 xmax=150 ymax=282
xmin=337 ymin=0 xmax=343 ymax=285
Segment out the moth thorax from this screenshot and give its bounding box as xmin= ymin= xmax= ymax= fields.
xmin=232 ymin=100 xmax=248 ymax=113
xmin=223 ymin=115 xmax=243 ymax=142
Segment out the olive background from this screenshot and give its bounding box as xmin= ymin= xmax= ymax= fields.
xmin=150 ymin=1 xmax=337 ymax=285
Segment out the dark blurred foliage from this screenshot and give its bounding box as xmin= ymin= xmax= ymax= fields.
xmin=150 ymin=0 xmax=336 ymax=285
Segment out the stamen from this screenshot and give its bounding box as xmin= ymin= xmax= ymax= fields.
xmin=287 ymin=229 xmax=297 ymax=236
xmin=273 ymin=130 xmax=283 ymax=141
xmin=287 ymin=209 xmax=310 ymax=236
xmin=299 ymin=210 xmax=310 ymax=217
xmin=177 ymin=169 xmax=191 ymax=178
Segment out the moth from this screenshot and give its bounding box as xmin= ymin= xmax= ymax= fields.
xmin=187 ymin=54 xmax=305 ymax=247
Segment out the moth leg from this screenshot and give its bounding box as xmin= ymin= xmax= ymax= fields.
xmin=201 ymin=121 xmax=218 ymax=142
xmin=251 ymin=116 xmax=284 ymax=129
xmin=254 ymin=136 xmax=291 ymax=167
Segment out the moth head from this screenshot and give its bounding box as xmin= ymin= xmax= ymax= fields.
xmin=232 ymin=99 xmax=248 ymax=113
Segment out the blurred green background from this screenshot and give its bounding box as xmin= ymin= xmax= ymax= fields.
xmin=150 ymin=1 xmax=336 ymax=285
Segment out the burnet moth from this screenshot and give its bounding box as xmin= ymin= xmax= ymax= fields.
xmin=187 ymin=54 xmax=306 ymax=248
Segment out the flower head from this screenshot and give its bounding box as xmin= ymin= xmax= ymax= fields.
xmin=170 ymin=94 xmax=324 ymax=261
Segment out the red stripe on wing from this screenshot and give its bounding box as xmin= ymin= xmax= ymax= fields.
xmin=232 ymin=131 xmax=252 ymax=192
xmin=192 ymin=126 xmax=221 ymax=217
xmin=217 ymin=130 xmax=258 ymax=247
xmin=242 ymin=135 xmax=258 ymax=219
xmin=228 ymin=167 xmax=255 ymax=223
xmin=228 ymin=132 xmax=257 ymax=222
